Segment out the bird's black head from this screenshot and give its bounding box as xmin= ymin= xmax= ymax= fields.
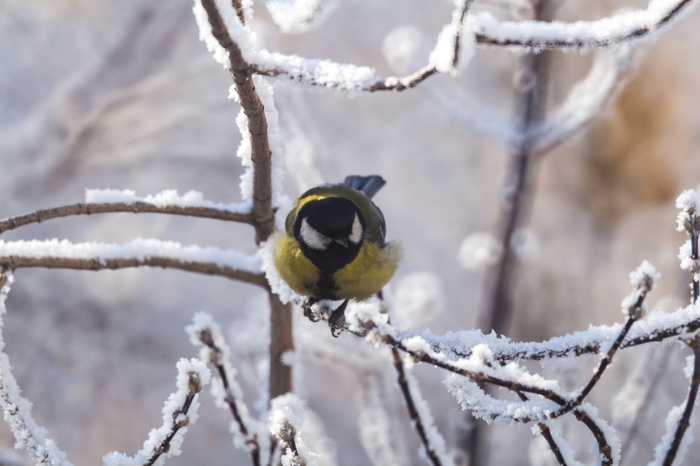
xmin=293 ymin=196 xmax=365 ymax=272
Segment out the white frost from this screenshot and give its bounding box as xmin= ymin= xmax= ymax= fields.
xmin=85 ymin=188 xmax=252 ymax=213
xmin=0 ymin=238 xmax=262 ymax=274
xmin=0 ymin=272 xmax=72 ymax=466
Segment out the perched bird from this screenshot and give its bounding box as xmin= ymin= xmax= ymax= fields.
xmin=273 ymin=175 xmax=402 ymax=334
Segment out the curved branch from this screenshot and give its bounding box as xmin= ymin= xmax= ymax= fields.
xmin=249 ymin=0 xmax=692 ymax=93
xmin=0 ymin=201 xmax=253 ymax=235
xmin=0 ymin=238 xmax=268 ymax=288
xmin=1 ymin=255 xmax=268 ymax=288
xmin=473 ymin=0 xmax=694 ymax=49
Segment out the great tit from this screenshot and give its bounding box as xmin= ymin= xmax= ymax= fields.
xmin=273 ymin=175 xmax=402 ymax=334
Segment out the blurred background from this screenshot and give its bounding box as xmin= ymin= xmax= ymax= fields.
xmin=1 ymin=0 xmax=700 ymax=464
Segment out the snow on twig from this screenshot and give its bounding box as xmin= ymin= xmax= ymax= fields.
xmin=472 ymin=0 xmax=696 ymax=50
xmin=186 ymin=312 xmax=262 ymax=466
xmin=0 ymin=191 xmax=252 ymax=236
xmin=269 ymin=394 xmax=316 ymax=465
xmin=0 ymin=271 xmax=72 ymax=466
xmin=391 ymin=347 xmax=453 ymax=466
xmin=103 ymin=359 xmax=211 ymax=466
xmin=0 ymin=238 xmax=267 ymax=288
xmin=196 ymin=0 xmax=693 ymax=94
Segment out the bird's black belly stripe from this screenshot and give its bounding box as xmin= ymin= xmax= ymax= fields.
xmin=315 ymin=271 xmax=339 ymax=300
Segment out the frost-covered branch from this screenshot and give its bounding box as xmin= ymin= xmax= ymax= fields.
xmin=564 ymin=261 xmax=657 ymax=411
xmin=514 ymin=391 xmax=567 ymax=466
xmin=0 ymin=238 xmax=268 ymax=288
xmin=656 ymin=191 xmax=700 ymax=466
xmin=226 ymin=0 xmax=691 ymax=94
xmin=187 ymin=312 xmax=261 ymax=466
xmin=0 ymin=190 xmax=254 ymax=235
xmin=0 ymin=270 xmax=71 ymax=466
xmin=103 ymin=359 xmax=211 ymax=466
xmin=391 ymin=347 xmax=450 ymax=466
xmin=472 ymin=0 xmax=695 ymax=49
xmin=197 ymin=0 xmax=275 ymax=243
xmin=269 ymin=395 xmax=314 ymax=466
xmin=378 ymin=333 xmax=616 ymax=464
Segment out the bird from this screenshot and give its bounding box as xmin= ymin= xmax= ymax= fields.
xmin=273 ymin=175 xmax=402 ymax=335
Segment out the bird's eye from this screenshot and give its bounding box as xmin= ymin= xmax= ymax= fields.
xmin=300 ymin=218 xmax=331 ymax=250
xmin=348 ymin=214 xmax=363 ymax=244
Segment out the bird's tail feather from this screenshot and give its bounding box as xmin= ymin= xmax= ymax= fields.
xmin=343 ymin=175 xmax=386 ymax=199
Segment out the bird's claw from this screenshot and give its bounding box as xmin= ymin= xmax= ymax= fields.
xmin=328 ymin=300 xmax=349 ymax=338
xmin=303 ymin=299 xmax=320 ymax=322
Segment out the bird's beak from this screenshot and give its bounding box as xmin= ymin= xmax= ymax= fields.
xmin=333 ymin=238 xmax=349 ymax=247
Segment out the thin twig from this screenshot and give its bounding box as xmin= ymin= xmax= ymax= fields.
xmin=0 ymin=202 xmax=253 ymax=235
xmin=251 ymin=0 xmax=693 ymax=93
xmin=379 ymin=333 xmax=614 ymax=464
xmin=473 ymin=0 xmax=694 ymax=49
xmin=390 ymin=347 xmax=443 ymax=466
xmin=198 ymin=328 xmax=261 ymax=466
xmin=662 ymin=225 xmax=700 ymax=465
xmin=145 ymin=372 xmax=202 ymax=466
xmin=0 ymin=255 xmax=269 ymax=288
xmin=515 ymin=391 xmax=567 ymax=466
xmin=662 ymin=345 xmax=700 ymax=466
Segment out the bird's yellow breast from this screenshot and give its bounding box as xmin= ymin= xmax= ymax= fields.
xmin=272 ymin=232 xmax=320 ymax=297
xmin=333 ymin=241 xmax=402 ymax=301
xmin=272 ymin=232 xmax=402 ymax=301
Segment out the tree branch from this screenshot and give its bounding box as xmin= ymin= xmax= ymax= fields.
xmin=196 ymin=326 xmax=261 ymax=466
xmin=473 ymin=0 xmax=694 ymax=49
xmin=199 ymin=0 xmax=294 ymax=409
xmin=380 ymin=333 xmax=615 ymax=464
xmin=661 ymin=220 xmax=700 ymax=465
xmin=145 ymin=371 xmax=203 ymax=466
xmin=0 ymin=254 xmax=268 ymax=289
xmin=200 ymin=0 xmax=275 ymax=244
xmin=0 ymin=201 xmax=253 ymax=235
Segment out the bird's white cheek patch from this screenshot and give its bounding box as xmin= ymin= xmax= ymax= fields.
xmin=349 ymin=214 xmax=363 ymax=244
xmin=300 ymin=218 xmax=331 ymax=250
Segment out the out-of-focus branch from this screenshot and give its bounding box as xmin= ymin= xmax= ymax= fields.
xmin=477 ymin=0 xmax=552 ymax=340
xmin=0 ymin=254 xmax=268 ymax=288
xmin=0 ymin=202 xmax=253 ymax=235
